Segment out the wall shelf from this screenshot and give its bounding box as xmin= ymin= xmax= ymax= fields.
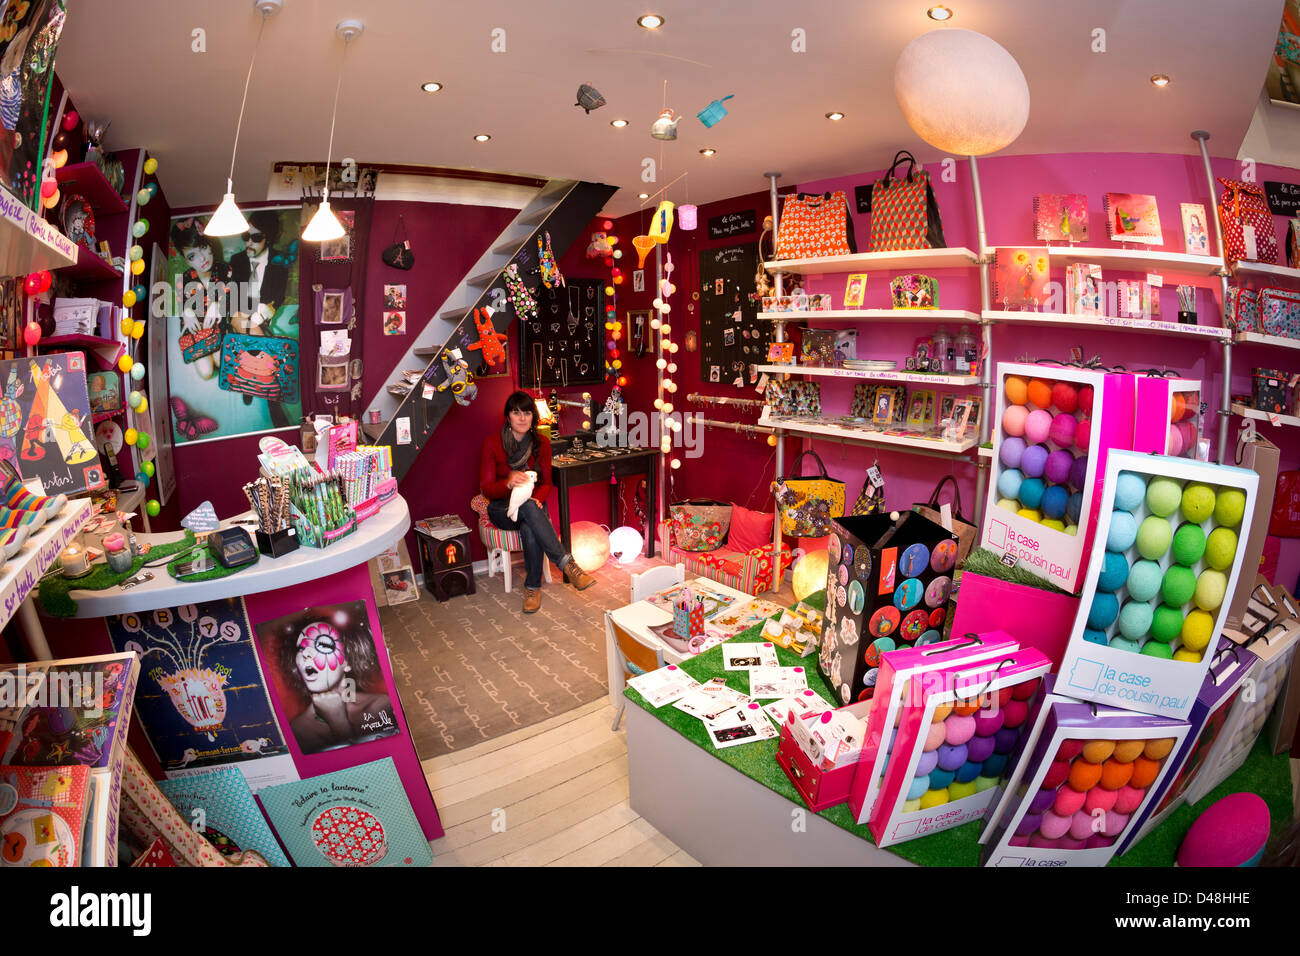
xmin=1010 ymin=244 xmax=1225 ymax=284
xmin=758 ymin=308 xmax=983 ymax=324
xmin=55 ymin=163 xmax=128 ymax=215
xmin=1233 ymin=331 xmax=1300 ymax=351
xmin=756 ymin=364 xmax=979 ymax=386
xmin=759 ymin=409 xmax=978 ymax=456
xmin=763 ymin=247 xmax=979 ymax=275
xmin=981 ymin=310 xmax=1232 ymax=341
xmin=1230 ymin=403 xmax=1300 ymax=428
xmin=1231 ymin=261 xmax=1300 ymax=286
xmin=0 ymin=182 xmax=77 ymax=278
xmin=61 ymin=244 xmax=122 ymax=281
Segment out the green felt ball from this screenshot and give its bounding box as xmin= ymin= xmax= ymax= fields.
xmin=1137 ymin=515 xmax=1173 ymax=560
xmin=973 ymin=775 xmax=999 ymax=793
xmin=1214 ymin=488 xmax=1246 ymax=528
xmin=1150 ymin=604 xmax=1185 ymax=643
xmin=1205 ymin=527 xmax=1238 ymax=571
xmin=1162 ymin=565 xmax=1197 ymax=606
xmin=1195 ymin=569 xmax=1228 ymax=612
xmin=1126 ymin=560 xmax=1163 ymax=601
xmin=1181 ymin=482 xmax=1216 ymax=523
xmin=1141 ymin=640 xmax=1174 ymax=659
xmin=1118 ymin=600 xmax=1154 ymax=640
xmin=1171 ymin=523 xmax=1207 ymax=566
xmin=1146 ymin=476 xmax=1183 ymax=517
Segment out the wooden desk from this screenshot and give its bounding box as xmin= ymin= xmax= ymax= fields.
xmin=551 ymin=446 xmax=658 ymax=558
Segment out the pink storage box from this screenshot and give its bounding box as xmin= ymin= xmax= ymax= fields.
xmin=948 ymin=573 xmax=1079 ymax=669
xmin=1132 ymin=375 xmax=1202 ymax=459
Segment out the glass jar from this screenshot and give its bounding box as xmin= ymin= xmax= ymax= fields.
xmin=930 ymin=325 xmax=952 ymax=374
xmin=953 ymin=326 xmax=977 ymax=375
xmin=104 ymin=533 xmax=133 ymax=574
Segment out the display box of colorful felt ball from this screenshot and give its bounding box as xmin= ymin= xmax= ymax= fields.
xmin=775 ymin=701 xmax=871 ymax=812
xmin=1132 ymin=375 xmax=1201 ymax=459
xmin=979 ymin=697 xmax=1189 ymax=867
xmin=1117 ymin=637 xmax=1256 ymax=853
xmin=1057 ymin=450 xmax=1259 ymax=719
xmin=868 ymin=647 xmax=1052 ymax=848
xmin=816 ymin=511 xmax=959 ymax=707
xmin=848 ymin=630 xmax=1021 ymax=825
xmin=982 ymin=363 xmax=1137 ymax=594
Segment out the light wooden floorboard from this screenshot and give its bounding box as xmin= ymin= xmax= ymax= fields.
xmin=606 ymin=827 xmax=680 ymax=867
xmin=656 ymin=849 xmax=702 ymax=867
xmin=422 ymin=699 xmax=608 ymax=773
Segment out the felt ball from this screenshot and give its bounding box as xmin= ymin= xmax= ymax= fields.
xmin=1002 ymin=405 xmax=1028 ymax=437
xmin=1180 ymin=609 xmax=1215 ymax=651
xmin=931 ymin=702 xmax=954 ymax=723
xmin=1118 ymin=601 xmax=1153 ymax=640
xmin=1042 ymin=760 xmax=1070 ymax=789
xmin=1195 ymin=570 xmax=1227 ymax=612
xmin=1038 ymin=810 xmax=1071 ymax=839
xmin=1129 ymin=756 xmax=1161 ymax=789
xmin=1085 ymin=787 xmax=1118 ymax=814
xmin=1150 ymin=604 xmax=1184 ymax=643
xmin=1087 ymin=592 xmax=1120 ymax=630
xmin=928 ymin=768 xmax=958 ymax=791
xmin=146 ymin=499 xmax=161 ymax=518
xmin=1069 ymin=759 xmax=1103 ymax=791
xmin=1146 ymin=477 xmax=1183 ymax=517
xmin=1025 ymin=409 xmax=1052 ymax=444
xmin=902 ymin=798 xmax=922 ymax=813
xmin=1000 ymin=698 xmax=1029 ymax=729
xmin=1020 ymin=444 xmax=1048 ymax=478
xmin=1029 ymin=788 xmax=1057 ymax=814
xmin=1087 ymin=833 xmax=1116 ymax=849
xmin=1109 ymin=637 xmax=1140 ymax=654
xmin=1137 ymin=516 xmax=1173 ymax=560
xmin=1069 ymin=810 xmax=1097 ymax=842
xmin=1042 ymin=518 xmax=1066 ymax=533
xmin=1068 ymin=455 xmax=1089 ymax=491
xmin=1025 ymin=378 xmax=1053 ymax=409
xmin=1084 ymin=628 xmax=1109 ymax=646
xmin=1144 ymin=738 xmax=1176 ymax=761
xmin=1181 ymin=483 xmax=1216 ymax=523
xmin=944 ymin=714 xmax=977 ymax=746
xmin=1045 ymin=449 xmax=1074 ymax=485
xmin=907 ymin=775 xmax=932 ymax=800
xmin=1099 ymin=759 xmax=1134 ymax=790
xmin=965 ymin=733 xmax=996 ymax=763
xmin=1029 ymin=834 xmax=1062 ymax=849
xmin=915 ymin=750 xmax=939 ymax=776
xmin=1171 ymin=523 xmax=1207 ymax=567
xmin=974 ymin=775 xmax=999 ymax=793
xmin=1012 ymin=678 xmax=1040 ymax=700
xmin=1054 ymin=785 xmax=1087 ymax=816
xmin=952 ymin=698 xmax=981 ymax=717
xmin=936 ymin=743 xmax=968 ymax=772
xmin=1167 ymin=424 xmax=1185 ymax=457
xmin=1017 ymin=508 xmax=1042 ymax=523
xmin=1107 ymin=740 xmax=1144 ymax=764
xmin=130 ymin=363 xmax=146 ymax=381
xmin=989 ymin=740 xmax=1017 ymax=768
xmin=1107 ymin=511 xmax=1138 ymax=552
xmin=1056 ymin=740 xmax=1084 ymax=762
xmin=1075 ymin=419 xmax=1092 ymax=452
xmin=999 ymin=435 xmax=1027 ymax=468
xmin=1141 ymin=641 xmax=1174 ymax=659
xmin=1081 ymin=740 xmax=1115 ymax=763
xmin=1204 ymin=527 xmax=1238 ymax=571
xmin=1051 ymin=381 xmax=1079 ymax=413
xmin=1041 ymin=485 xmax=1069 ymax=520
xmin=996 ymin=497 xmax=1019 ymax=513
xmin=948 ymin=780 xmax=978 ymax=801
xmin=923 ymin=722 xmax=947 ymax=751
xmin=1049 ymin=412 xmax=1077 ymax=447
xmin=1162 ymin=566 xmax=1196 ymax=606
xmin=1125 ymin=560 xmax=1161 ymax=601
xmin=1067 ymin=491 xmax=1083 ymax=524
xmin=1214 ymin=488 xmax=1247 ymax=528
xmin=1018 ymin=477 xmax=1046 ymax=510
xmin=1114 ymin=472 xmax=1148 ymax=513
xmin=1005 ymin=375 xmax=1029 ymax=405
xmin=1178 ymin=793 xmax=1271 ymax=867
xmin=1077 ymin=386 xmax=1096 ymax=414
xmin=1100 ymin=810 xmax=1131 ymax=837
xmin=996 ymin=468 xmax=1024 ymax=500
xmin=1097 ymin=551 xmax=1131 ymax=592
xmin=1113 ymin=785 xmax=1146 ymax=815
xmin=919 ymin=788 xmax=949 ymax=809
xmin=954 ymin=760 xmax=982 ymax=784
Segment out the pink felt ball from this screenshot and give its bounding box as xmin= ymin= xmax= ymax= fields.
xmin=944 ymin=714 xmax=977 ymax=746
xmin=1053 ymin=785 xmax=1087 ymax=816
xmin=1038 ymin=809 xmax=1071 ymax=839
xmin=1025 ymin=409 xmax=1053 ymax=444
xmin=1000 ymin=698 xmax=1029 ymax=729
xmin=1167 ymin=423 xmax=1184 ymax=456
xmin=1058 ymin=835 xmax=1088 ymax=850
xmin=1086 ymin=834 xmax=1115 ymax=849
xmin=1049 ymin=412 xmax=1078 ymax=447
xmin=1029 ymin=833 xmax=1062 ymax=849
xmin=1113 ymin=785 xmax=1146 ymax=814
xmin=923 ymin=721 xmax=947 ymax=752
xmin=1069 ymin=810 xmax=1097 ymax=841
xmin=1078 ymin=385 xmax=1095 ymax=414
xmin=972 ymin=707 xmax=1004 ymax=737
xmin=1101 ymin=810 xmax=1131 ymax=837
xmin=1008 ymin=834 xmax=1031 ymax=847
xmin=1012 ymin=677 xmax=1041 ymax=701
xmin=1075 ymin=418 xmax=1092 ymax=451
xmin=1084 ymin=787 xmax=1118 ymax=814
xmin=1177 ymin=793 xmax=1271 ymax=867
xmin=996 ymin=687 xmax=1014 ymax=708
xmin=1056 ymin=740 xmax=1084 ymax=762
xmin=1042 ymin=759 xmax=1071 ymax=789
xmin=1002 ymin=405 xmax=1029 ymax=438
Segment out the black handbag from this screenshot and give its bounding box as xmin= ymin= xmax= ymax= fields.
xmin=382 ymin=214 xmax=414 ymax=270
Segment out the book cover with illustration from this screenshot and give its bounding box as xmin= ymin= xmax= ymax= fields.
xmin=0 ymin=765 xmax=91 ymax=867
xmin=0 ymin=352 xmax=106 ymax=495
xmin=157 ymin=766 xmax=290 ymax=867
xmin=1033 ymin=193 xmax=1089 ymax=242
xmin=1104 ymin=192 xmax=1162 ymax=244
xmin=992 ymin=247 xmax=1051 ymax=309
xmin=257 ymin=757 xmax=432 ymax=867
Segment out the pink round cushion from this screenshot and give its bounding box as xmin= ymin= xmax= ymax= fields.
xmin=1178 ymin=793 xmax=1271 ymax=867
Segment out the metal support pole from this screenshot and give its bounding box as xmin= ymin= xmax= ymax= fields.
xmin=1192 ymin=130 xmax=1233 ymax=464
xmin=969 ymin=155 xmax=993 ymax=526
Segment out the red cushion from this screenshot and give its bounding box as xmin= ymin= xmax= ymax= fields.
xmin=728 ymin=505 xmax=775 ymax=553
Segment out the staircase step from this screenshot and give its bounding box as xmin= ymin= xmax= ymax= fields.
xmin=466 ymin=267 xmax=503 ymax=288
xmin=362 ymin=421 xmax=385 ymax=441
xmin=440 ymin=306 xmax=470 ymax=322
xmin=414 ymin=346 xmax=440 ymax=357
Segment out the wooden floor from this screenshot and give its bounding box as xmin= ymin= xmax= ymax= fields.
xmin=422 ymin=698 xmax=699 ymax=867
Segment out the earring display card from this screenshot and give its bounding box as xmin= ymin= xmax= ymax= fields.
xmin=699 ymin=242 xmax=770 ymax=387
xmin=519 ymin=277 xmax=605 ymax=388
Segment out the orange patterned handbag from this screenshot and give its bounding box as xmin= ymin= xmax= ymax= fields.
xmin=775 ymin=191 xmax=856 ymax=259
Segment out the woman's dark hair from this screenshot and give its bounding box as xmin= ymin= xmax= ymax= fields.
xmin=170 ymin=221 xmax=226 ymax=272
xmin=503 ymin=390 xmax=540 ymax=455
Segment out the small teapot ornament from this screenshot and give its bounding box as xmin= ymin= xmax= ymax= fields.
xmin=650 ymin=108 xmax=680 ymax=141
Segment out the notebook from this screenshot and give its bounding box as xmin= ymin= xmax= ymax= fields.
xmin=992 ymin=247 xmax=1051 ymax=309
xmin=1033 ymin=193 xmax=1089 ymax=242
xmin=1104 ymin=193 xmax=1162 ymax=244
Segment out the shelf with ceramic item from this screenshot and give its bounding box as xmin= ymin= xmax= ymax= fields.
xmin=758 ymin=308 xmax=983 ymax=325
xmin=1230 ymin=261 xmax=1300 ymax=286
xmin=55 ymin=163 xmax=128 ymax=215
xmin=1230 ymin=403 xmax=1300 ymax=428
xmin=0 ymin=182 xmax=77 ymax=278
xmin=981 ymin=309 xmax=1232 ymax=341
xmin=763 ymin=247 xmax=980 ymax=275
xmin=756 ymin=364 xmax=980 ymax=386
xmin=0 ymin=498 xmax=92 ymax=633
xmin=1233 ymin=330 xmax=1300 ymax=351
xmin=1012 ymin=244 xmax=1226 ymax=287
xmin=758 ymin=407 xmax=979 ymax=457
xmin=61 ymin=244 xmax=122 ymax=282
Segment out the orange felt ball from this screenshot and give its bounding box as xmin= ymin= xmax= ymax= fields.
xmin=1005 ymin=375 xmax=1029 ymax=405
xmin=1170 ymin=392 xmax=1185 ymax=423
xmin=1081 ymin=740 xmax=1115 ymax=763
xmin=1026 ymin=378 xmax=1053 ymax=409
xmin=931 ymin=702 xmax=954 ymax=723
xmin=1111 ymin=740 xmax=1146 ymax=763
xmin=1129 ymin=755 xmax=1161 ymax=788
xmin=1099 ymin=758 xmax=1134 ymax=790
xmin=1143 ymin=737 xmax=1176 ymax=761
xmin=952 ymin=699 xmax=981 ymax=717
xmin=1068 ymin=759 xmax=1104 ymax=791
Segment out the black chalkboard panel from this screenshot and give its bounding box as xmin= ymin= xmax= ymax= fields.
xmin=708 ymin=209 xmax=756 ymax=239
xmin=1265 ymin=181 xmax=1300 ymax=216
xmin=697 ymin=242 xmax=771 ymax=387
xmin=518 ymin=278 xmax=606 ymax=388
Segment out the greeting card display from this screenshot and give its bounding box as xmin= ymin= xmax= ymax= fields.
xmin=0 ymin=353 xmax=106 ymax=494
xmin=1132 ymin=375 xmax=1201 ymax=459
xmin=889 ymin=274 xmax=938 ymax=309
xmin=218 ymin=334 xmax=299 ymax=401
xmin=1034 ymin=193 xmax=1089 ymax=243
xmin=992 ymin=248 xmax=1050 ymax=309
xmin=1104 ymin=193 xmax=1162 ymax=244
xmin=1057 ymin=450 xmax=1259 ymax=719
xmin=816 ymin=510 xmax=959 ymax=706
xmin=1065 ymin=263 xmax=1102 ymax=316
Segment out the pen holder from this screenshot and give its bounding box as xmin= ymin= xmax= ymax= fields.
xmin=257 ymin=526 xmax=300 ymax=558
xmin=672 ymin=603 xmax=704 ymax=641
xmin=1177 ymin=310 xmax=1197 ymax=325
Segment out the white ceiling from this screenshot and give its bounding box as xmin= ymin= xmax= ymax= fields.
xmin=57 ymin=0 xmax=1291 ymax=217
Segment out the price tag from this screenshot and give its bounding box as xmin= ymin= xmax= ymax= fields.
xmin=867 ymin=465 xmax=884 ymax=488
xmin=1146 ymin=273 xmax=1164 ymax=288
xmin=421 ymin=383 xmax=434 ymax=400
xmin=1269 ymin=412 xmax=1281 ymax=427
xmin=1070 ymin=346 xmax=1084 ymax=362
xmin=1000 ymin=550 xmax=1018 ymax=568
xmin=1243 ymin=225 xmax=1258 ymax=262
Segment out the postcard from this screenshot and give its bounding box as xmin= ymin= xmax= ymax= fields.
xmin=748 ymin=665 xmax=809 ymax=699
xmin=626 ymin=665 xmax=700 ymax=708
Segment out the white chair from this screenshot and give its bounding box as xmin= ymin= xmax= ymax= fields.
xmin=630 ymin=562 xmax=686 ymax=604
xmin=608 ymin=615 xmax=666 ymax=731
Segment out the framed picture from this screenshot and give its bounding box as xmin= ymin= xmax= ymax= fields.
xmin=319 ymin=210 xmax=356 ymax=262
xmin=709 ymin=365 xmax=721 ymax=383
xmin=843 ymin=273 xmax=868 ymax=308
xmin=383 ymin=567 xmax=419 ymax=606
xmin=316 ymin=287 xmax=351 ymax=326
xmin=1181 ymin=203 xmax=1210 ymax=256
xmin=626 ymin=309 xmax=650 ymax=350
xmin=633 ymin=270 xmax=645 ymax=292
xmin=383 ymin=284 xmax=407 ymax=310
xmin=317 ymin=358 xmax=349 ymax=392
xmin=382 ymin=311 xmax=406 ymax=336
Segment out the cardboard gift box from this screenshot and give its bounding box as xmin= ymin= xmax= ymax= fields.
xmin=1057 ymin=450 xmax=1259 ymax=720
xmin=982 ymin=362 xmax=1137 ymax=594
xmin=868 ymin=646 xmax=1052 ymax=848
xmin=816 ymin=510 xmax=959 ymax=707
xmin=1132 ymin=375 xmax=1202 ymax=460
xmin=775 ymin=702 xmax=869 ymax=812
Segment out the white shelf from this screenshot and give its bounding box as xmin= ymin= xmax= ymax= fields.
xmin=1230 ymin=403 xmax=1300 ymax=428
xmin=1016 ymin=244 xmax=1225 ymax=282
xmin=0 ymin=182 xmax=77 ymax=278
xmin=764 ymin=247 xmax=979 ymax=275
xmin=1234 ymin=331 xmax=1300 ymax=350
xmin=978 ymin=446 xmax=994 ymax=459
xmin=982 ymin=310 xmax=1232 ymax=341
xmin=0 ymin=499 xmax=91 ymax=632
xmin=1232 ymin=261 xmax=1300 ymax=285
xmin=758 ymin=309 xmax=983 ymax=324
xmin=756 ymin=364 xmax=979 ymax=386
xmin=759 ymin=409 xmax=978 ymax=455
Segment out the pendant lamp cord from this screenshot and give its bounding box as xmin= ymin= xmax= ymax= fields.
xmin=227 ymin=10 xmax=271 ymax=187
xmin=320 ymin=33 xmax=353 ymax=199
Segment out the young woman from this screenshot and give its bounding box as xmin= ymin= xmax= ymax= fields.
xmin=480 ymin=390 xmax=595 ymax=613
xmin=170 ymin=219 xmax=234 ymax=381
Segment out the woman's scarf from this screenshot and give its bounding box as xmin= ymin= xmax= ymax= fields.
xmin=502 ymin=426 xmax=534 ymax=471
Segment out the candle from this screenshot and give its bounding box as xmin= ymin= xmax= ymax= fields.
xmin=60 ymin=544 xmax=88 ymax=577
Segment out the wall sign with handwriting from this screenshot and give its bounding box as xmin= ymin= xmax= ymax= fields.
xmin=708 ymin=209 xmax=756 ymax=239
xmin=1264 ymin=181 xmax=1300 ymax=216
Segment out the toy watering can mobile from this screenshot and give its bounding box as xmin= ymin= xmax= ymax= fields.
xmin=697 ymin=94 xmax=734 ymax=128
xmin=650 ymin=108 xmax=680 ymax=141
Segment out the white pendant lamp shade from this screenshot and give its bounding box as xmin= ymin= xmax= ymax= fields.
xmin=204 ymin=179 xmax=249 ymax=237
xmin=894 ymin=28 xmax=1029 ymax=156
xmin=302 ymin=192 xmax=345 ymax=241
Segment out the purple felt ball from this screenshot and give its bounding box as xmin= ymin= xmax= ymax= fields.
xmin=936 ymin=742 xmax=968 ymax=772
xmin=965 ymin=733 xmax=997 ymax=763
xmin=1069 ymin=454 xmax=1089 ymax=491
xmin=1020 ymin=444 xmax=1049 ymax=479
xmin=993 ymin=726 xmax=1020 ymax=753
xmin=1049 ymin=412 xmax=1078 ymax=447
xmin=1045 ymin=449 xmax=1074 ymax=485
xmin=1025 ymin=409 xmax=1053 ymax=444
xmin=972 ymin=708 xmax=1004 ymax=737
xmin=1016 ymin=812 xmax=1043 ymax=836
xmin=999 ymin=436 xmax=1027 ymax=469
xmin=914 ymin=749 xmax=939 ymax=776
xmin=1028 ymin=788 xmax=1057 ymax=814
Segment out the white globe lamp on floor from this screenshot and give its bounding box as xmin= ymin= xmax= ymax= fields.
xmin=608 ymin=526 xmax=644 ymax=564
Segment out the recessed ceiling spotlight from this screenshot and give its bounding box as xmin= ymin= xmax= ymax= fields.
xmin=637 ymin=14 xmax=664 ymax=29
xmin=638 ymin=192 xmax=649 ymax=199
xmin=420 ymin=81 xmax=443 ymax=93
xmin=473 ymin=133 xmax=491 ymax=142
xmin=927 ymin=5 xmax=953 ymax=20
xmin=699 ymin=147 xmax=716 ymax=156
xmin=610 ymin=119 xmax=629 ymax=128
xmin=1150 ymin=74 xmax=1171 ymax=88
xmin=825 ymin=111 xmax=845 ymax=121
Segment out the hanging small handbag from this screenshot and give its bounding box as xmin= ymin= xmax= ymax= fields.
xmin=868 ymin=150 xmax=947 ymax=252
xmin=381 ymin=214 xmax=415 ymax=270
xmin=911 ymin=474 xmax=977 ymax=563
xmin=850 ymin=465 xmax=886 ymax=516
xmin=771 ymin=450 xmax=845 ymax=537
xmin=1217 ymin=177 xmax=1278 ymax=266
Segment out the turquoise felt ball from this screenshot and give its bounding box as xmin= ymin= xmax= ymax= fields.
xmin=1084 ymin=628 xmax=1109 ymax=646
xmin=1088 ymin=592 xmax=1120 ymax=630
xmin=1204 ymin=527 xmax=1238 ymax=571
xmin=1097 ymin=551 xmax=1130 ymax=592
xmin=1109 ymin=636 xmax=1141 ymax=654
xmin=1136 ymin=515 xmax=1172 ymax=560
xmin=1114 ymin=471 xmax=1147 ymax=512
xmin=1141 ymin=641 xmax=1174 ymax=659
xmin=1181 ymin=482 xmax=1216 ymax=523
xmin=1162 ymin=565 xmax=1197 ymax=606
xmin=1118 ymin=600 xmax=1154 ymax=640
xmin=1019 ymin=477 xmax=1046 ymax=510
xmin=1150 ymin=604 xmax=1184 ymax=643
xmin=1107 ymin=511 xmax=1138 ymax=552
xmin=1126 ymin=560 xmax=1163 ymax=601
xmin=997 ymin=468 xmax=1024 ymax=500
xmin=1146 ymin=476 xmax=1183 ymax=517
xmin=1171 ymin=522 xmax=1206 ymax=566
xmin=1214 ymin=488 xmax=1246 ymax=528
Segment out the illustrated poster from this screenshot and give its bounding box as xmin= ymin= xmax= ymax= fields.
xmin=0 ymin=352 xmax=105 ymax=495
xmin=0 ymin=0 xmax=66 ymax=206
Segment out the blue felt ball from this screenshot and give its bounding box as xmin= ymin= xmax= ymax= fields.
xmin=982 ymin=753 xmax=1010 ymax=777
xmin=955 ymin=761 xmax=983 ymax=783
xmin=1084 ymin=628 xmax=1109 ymax=646
xmin=1107 ymin=511 xmax=1138 ymax=552
xmin=1019 ymin=477 xmax=1046 ymax=510
xmin=907 ymin=774 xmax=930 ymax=800
xmin=1087 ymin=591 xmax=1120 ymax=630
xmin=1041 ymin=484 xmax=1069 ymax=520
xmin=1067 ymin=491 xmax=1083 ymax=524
xmin=1097 ymin=551 xmax=1131 ymax=592
xmin=927 ymin=768 xmax=956 ymax=790
xmin=997 ymin=468 xmax=1024 ymax=500
xmin=1114 ymin=471 xmax=1148 ymax=513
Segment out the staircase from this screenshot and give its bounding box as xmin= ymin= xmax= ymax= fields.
xmin=362 ymin=179 xmax=617 ymax=480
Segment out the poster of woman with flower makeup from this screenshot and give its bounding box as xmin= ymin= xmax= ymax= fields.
xmin=254 ymin=601 xmax=399 ymax=755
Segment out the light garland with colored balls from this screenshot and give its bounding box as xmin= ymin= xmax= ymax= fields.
xmin=650 ymin=247 xmax=679 ymax=471
xmin=598 ymin=219 xmax=629 ymax=388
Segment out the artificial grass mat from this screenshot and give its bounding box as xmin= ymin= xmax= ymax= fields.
xmin=38 ymin=531 xmax=199 ymax=618
xmin=624 ymin=587 xmax=1293 ymax=867
xmin=960 ymin=546 xmax=1072 ymax=595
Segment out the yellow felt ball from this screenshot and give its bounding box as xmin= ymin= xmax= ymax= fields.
xmin=131 ymin=258 xmax=145 ymax=275
xmin=120 ymin=317 xmax=133 ymax=335
xmin=1143 ymin=737 xmax=1177 ymax=761
xmin=1041 ymin=518 xmax=1066 ymax=532
xmin=130 ymin=321 xmax=144 ymax=340
xmin=124 ymin=428 xmax=138 ymax=446
xmin=1065 ymin=524 xmax=1078 ymax=536
xmin=604 ymin=286 xmax=614 ymax=296
xmin=143 ymin=157 xmax=158 ymax=175
xmin=118 ymin=355 xmax=134 ymax=373
xmin=1111 ymin=740 xmax=1146 ymax=763
xmin=136 ymin=396 xmax=148 ymax=414
xmin=1017 ymin=508 xmax=1042 ymax=523
xmin=1173 ymin=648 xmax=1203 ymax=663
xmin=919 ymin=788 xmax=949 ymax=809
xmin=931 ymin=702 xmax=954 ymax=723
xmin=902 ymin=798 xmax=922 ymax=813
xmin=1180 ymin=609 xmax=1214 ymax=651
xmin=1081 ymin=740 xmax=1116 ymax=763
xmin=948 ymin=780 xmax=978 ymax=801
xmin=996 ymin=497 xmax=1019 ymax=513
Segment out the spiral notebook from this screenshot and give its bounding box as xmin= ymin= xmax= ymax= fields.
xmin=1033 ymin=193 xmax=1089 ymax=242
xmin=1104 ymin=193 xmax=1162 ymax=244
xmin=992 ymin=247 xmax=1051 ymax=309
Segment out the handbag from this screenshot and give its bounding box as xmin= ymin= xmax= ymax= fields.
xmin=775 ymin=191 xmax=855 ymax=259
xmin=771 ymin=450 xmax=845 ymax=537
xmin=381 ymin=214 xmax=414 ymax=270
xmin=869 ymin=150 xmax=946 ymax=252
xmin=850 ymin=467 xmax=885 ymax=516
xmin=1269 ymin=471 xmax=1300 ymax=537
xmin=1217 ymin=177 xmax=1278 ymax=266
xmin=668 ymin=499 xmax=732 ymax=552
xmin=911 ymin=474 xmax=977 ymax=563
xmin=1260 ymin=287 xmax=1300 ymax=338
xmin=1225 ymin=286 xmax=1261 ymax=333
